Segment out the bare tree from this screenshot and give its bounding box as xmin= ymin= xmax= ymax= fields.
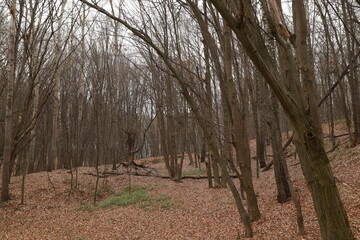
xmin=208 ymin=0 xmax=354 ymax=239
xmin=1 ymin=0 xmax=17 ymax=202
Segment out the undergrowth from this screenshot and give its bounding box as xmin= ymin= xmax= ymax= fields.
xmin=81 ymin=184 xmax=178 ymax=212
xmin=182 ymin=168 xmax=206 ymax=176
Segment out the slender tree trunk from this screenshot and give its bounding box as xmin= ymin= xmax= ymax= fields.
xmin=49 ymin=0 xmax=67 ymax=171
xmin=1 ymin=0 xmax=17 ymax=202
xmin=223 ymin=24 xmax=260 ymax=221
xmin=77 ymin=4 xmax=86 ymax=171
xmin=158 ymin=105 xmax=172 ymax=178
xmin=339 ymin=84 xmax=353 ymax=142
xmin=255 ymin=73 xmax=266 ymax=168
xmin=28 ymin=21 xmax=41 ymax=174
xmin=203 ymin=24 xmax=221 ymax=187
xmin=201 ymin=137 xmax=213 ymax=188
xmin=316 ymin=0 xmax=354 ymax=145
xmin=205 ymin=125 xmax=253 ymax=237
xmin=267 ymin=92 xmax=291 ymax=203
xmin=268 ymin=94 xmax=305 ymax=234
xmin=342 ymin=1 xmax=360 ymax=145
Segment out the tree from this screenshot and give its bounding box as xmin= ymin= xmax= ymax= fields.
xmin=208 ymin=0 xmax=354 ymax=239
xmin=1 ymin=0 xmax=17 ymax=202
xmin=79 ymin=0 xmax=254 ymax=236
xmin=48 ymin=0 xmax=67 ymax=172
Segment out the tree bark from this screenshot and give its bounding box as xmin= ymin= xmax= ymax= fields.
xmin=49 ymin=0 xmax=67 ymax=171
xmin=223 ymin=24 xmax=260 ymax=221
xmin=266 ymin=88 xmax=291 ymax=203
xmin=1 ymin=0 xmax=17 ymax=202
xmin=255 ymin=74 xmax=267 ymax=168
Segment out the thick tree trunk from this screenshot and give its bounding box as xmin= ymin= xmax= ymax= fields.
xmin=294 ymin=134 xmax=353 ymax=239
xmin=293 ymin=3 xmax=354 ymax=237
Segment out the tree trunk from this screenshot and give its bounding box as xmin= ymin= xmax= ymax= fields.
xmin=266 ymin=88 xmax=291 ymax=203
xmin=342 ymin=0 xmax=360 ymax=145
xmin=292 ymin=2 xmax=354 ymax=238
xmin=223 ymin=24 xmax=260 ymax=221
xmin=270 ymin=97 xmax=305 ymax=234
xmin=255 ymin=73 xmax=267 ymax=168
xmin=49 ymin=0 xmax=67 ymax=171
xmin=205 ymin=125 xmax=253 ymax=237
xmin=158 ymin=105 xmax=173 ymax=178
xmin=1 ymin=0 xmax=17 ymax=202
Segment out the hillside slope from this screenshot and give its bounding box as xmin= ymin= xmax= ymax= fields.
xmin=0 ymin=131 xmax=359 ymax=239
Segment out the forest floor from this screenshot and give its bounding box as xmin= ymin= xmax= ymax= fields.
xmin=0 ymin=124 xmax=359 ymax=240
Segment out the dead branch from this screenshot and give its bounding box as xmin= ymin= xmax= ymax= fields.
xmin=324 ymin=132 xmax=353 ymax=139
xmin=84 ymin=171 xmax=238 ymax=180
xmin=318 ymin=50 xmax=360 ymax=107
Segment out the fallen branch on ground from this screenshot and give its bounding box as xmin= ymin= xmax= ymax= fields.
xmin=324 ymin=132 xmax=354 ymax=139
xmin=84 ymin=171 xmax=238 ymax=180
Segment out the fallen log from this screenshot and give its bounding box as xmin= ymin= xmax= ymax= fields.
xmin=84 ymin=171 xmax=238 ymax=180
xmin=116 ymin=161 xmax=149 ymax=169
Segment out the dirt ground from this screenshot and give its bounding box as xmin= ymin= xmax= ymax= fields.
xmin=0 ymin=136 xmax=359 ymax=239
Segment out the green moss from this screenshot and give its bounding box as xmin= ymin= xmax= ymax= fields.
xmin=183 ymin=168 xmax=206 ymax=176
xmin=80 ymin=184 xmax=178 ymax=212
